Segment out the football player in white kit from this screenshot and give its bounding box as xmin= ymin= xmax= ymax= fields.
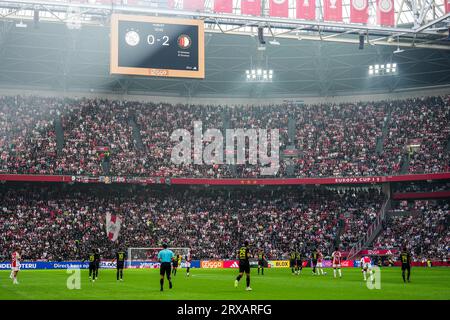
xmin=360 ymin=255 xmax=374 ymax=282
xmin=316 ymin=249 xmax=325 ymax=275
xmin=10 ymin=248 xmax=21 ymax=284
xmin=185 ymin=254 xmax=191 ymax=277
xmin=331 ymin=247 xmax=342 ymax=278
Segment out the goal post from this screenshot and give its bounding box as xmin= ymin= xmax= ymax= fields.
xmin=127 ymin=247 xmax=190 ymax=268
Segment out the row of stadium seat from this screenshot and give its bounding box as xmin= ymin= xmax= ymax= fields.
xmin=0 ymin=95 xmax=448 ymax=177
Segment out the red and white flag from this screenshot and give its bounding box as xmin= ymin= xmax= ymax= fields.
xmin=269 ymin=0 xmax=289 ymax=18
xmin=446 ymin=0 xmax=450 ymax=13
xmin=183 ymin=0 xmax=204 ymax=11
xmin=214 ymin=0 xmax=233 ymax=13
xmin=106 ymin=213 xmax=122 ymax=242
xmin=323 ymin=0 xmax=342 ymax=22
xmin=377 ymin=0 xmax=395 ymax=26
xmin=241 ymin=0 xmax=261 ymax=16
xmin=350 ymin=0 xmax=369 ymax=24
xmin=296 ymin=0 xmax=316 ymax=20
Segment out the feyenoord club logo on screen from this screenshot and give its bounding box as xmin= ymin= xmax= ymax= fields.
xmin=379 ymin=0 xmax=393 ymax=12
xmin=177 ymin=34 xmax=192 ymax=49
xmin=125 ymin=29 xmax=140 ymax=46
xmin=352 ymin=0 xmax=367 ymax=10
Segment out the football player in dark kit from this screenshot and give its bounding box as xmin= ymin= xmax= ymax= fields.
xmin=399 ymin=246 xmax=412 ymax=283
xmin=87 ymin=250 xmax=97 ymax=282
xmin=234 ymin=240 xmax=252 ymax=291
xmin=172 ymin=254 xmax=180 ymax=276
xmin=115 ymin=249 xmax=126 ymax=281
xmin=290 ymin=249 xmax=297 ymax=275
xmin=257 ymin=249 xmax=265 ymax=275
xmin=311 ymin=248 xmax=319 ymax=275
xmin=295 ymin=250 xmax=303 ymax=275
xmin=94 ymin=249 xmax=101 ymax=280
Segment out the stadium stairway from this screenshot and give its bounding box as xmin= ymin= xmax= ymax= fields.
xmin=348 ymin=184 xmax=392 ymax=259
xmin=128 ymin=114 xmax=145 ymax=151
xmin=334 ymin=218 xmax=345 ymax=248
xmin=400 ymin=154 xmax=410 ymax=174
xmin=376 ymin=107 xmax=391 ymax=155
xmin=288 ymin=118 xmax=296 ymax=144
xmin=54 ymin=116 xmax=64 ymax=156
xmin=102 ymin=158 xmax=110 ymax=175
xmin=222 ymin=108 xmax=237 ymax=176
xmin=446 ymin=134 xmax=450 ymax=152
xmin=364 ymin=197 xmax=393 ymax=248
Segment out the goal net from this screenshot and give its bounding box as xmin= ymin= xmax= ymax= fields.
xmin=127 ymin=247 xmax=190 ymax=268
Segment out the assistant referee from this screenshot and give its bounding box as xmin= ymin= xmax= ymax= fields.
xmin=157 ymin=243 xmax=174 ymax=291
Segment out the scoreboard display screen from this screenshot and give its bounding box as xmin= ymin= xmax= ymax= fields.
xmin=110 ymin=14 xmax=205 ymax=79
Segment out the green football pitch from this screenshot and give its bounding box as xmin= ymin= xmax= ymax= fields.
xmin=1 ymin=267 xmax=449 ymax=300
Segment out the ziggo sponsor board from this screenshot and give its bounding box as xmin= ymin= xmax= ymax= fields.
xmin=199 ymin=260 xmax=356 ymax=269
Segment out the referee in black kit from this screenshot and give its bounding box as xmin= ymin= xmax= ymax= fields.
xmin=157 ymin=243 xmax=174 ymax=291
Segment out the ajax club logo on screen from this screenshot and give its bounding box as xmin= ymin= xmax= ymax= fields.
xmin=177 ymin=34 xmax=192 ymax=49
xmin=124 ymin=29 xmax=140 ymax=46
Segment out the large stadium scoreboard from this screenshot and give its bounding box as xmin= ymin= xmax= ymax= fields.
xmin=110 ymin=14 xmax=205 ymax=79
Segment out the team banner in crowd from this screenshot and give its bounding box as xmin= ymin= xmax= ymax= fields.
xmin=350 ymin=0 xmax=369 ymax=24
xmin=323 ymin=0 xmax=343 ymax=22
xmin=106 ymin=212 xmax=122 ymax=242
xmin=377 ymin=0 xmax=395 ymax=26
xmin=296 ymin=0 xmax=316 ymax=20
xmin=214 ymin=0 xmax=233 ymax=13
xmin=241 ymin=0 xmax=261 ymax=16
xmin=269 ymin=0 xmax=289 ymax=18
xmin=183 ymin=0 xmax=205 ymax=11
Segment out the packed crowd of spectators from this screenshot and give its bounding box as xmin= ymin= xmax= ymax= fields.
xmin=385 ymin=96 xmax=450 ymax=174
xmin=59 ymin=98 xmax=139 ymax=176
xmin=0 ymin=94 xmax=448 ymax=178
xmin=294 ymin=102 xmax=387 ymax=177
xmin=374 ymin=200 xmax=449 ymax=261
xmin=0 ymin=185 xmax=384 ymax=261
xmin=0 ymin=96 xmax=58 ymax=174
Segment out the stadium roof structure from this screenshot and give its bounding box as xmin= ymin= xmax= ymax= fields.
xmin=0 ymin=0 xmax=449 ymax=97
